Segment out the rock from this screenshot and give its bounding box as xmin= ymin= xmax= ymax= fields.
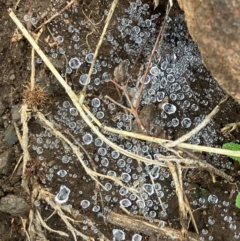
xmin=177 ymin=0 xmax=240 ymax=103
xmin=1 ymin=184 xmax=13 ymax=193
xmin=9 ymin=74 xmax=15 ymax=81
xmin=4 ymin=124 xmax=18 ymax=146
xmin=0 ymin=195 xmax=30 ymax=217
xmin=11 ymin=104 xmax=21 ymax=121
xmin=0 ymin=150 xmax=11 ymax=175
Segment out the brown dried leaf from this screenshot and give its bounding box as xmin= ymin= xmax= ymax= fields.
xmin=113 ymin=60 xmax=129 ymax=84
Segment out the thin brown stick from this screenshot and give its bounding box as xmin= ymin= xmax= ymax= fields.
xmin=20 ymin=217 xmax=31 ymax=241
xmin=134 ymin=3 xmax=171 ymax=111
xmin=110 ymin=78 xmax=145 ymax=131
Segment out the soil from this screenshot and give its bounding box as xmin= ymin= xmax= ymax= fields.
xmin=0 ymin=0 xmax=240 ymax=241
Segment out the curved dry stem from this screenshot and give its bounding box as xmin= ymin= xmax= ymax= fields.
xmin=36 ymin=111 xmax=140 ymax=198
xmin=36 ymin=209 xmax=69 ymax=237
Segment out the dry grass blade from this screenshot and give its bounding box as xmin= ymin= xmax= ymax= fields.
xmin=106 ymin=212 xmax=199 ymax=241
xmin=80 ymin=0 xmax=119 ymax=103
xmin=35 ymin=0 xmax=77 ymax=31
xmin=30 ymin=28 xmax=43 ymax=90
xmin=19 ymin=103 xmax=31 ymax=192
xmin=38 ymin=189 xmax=95 ymax=241
xmin=156 ymin=155 xmax=233 ymax=182
xmin=221 ymin=121 xmax=240 ymax=135
xmin=36 ymin=209 xmax=69 ymax=237
xmin=60 ymin=204 xmax=110 ymax=241
xmin=36 ymin=111 xmax=140 ymax=197
xmin=20 ymin=217 xmax=31 ymax=241
xmin=167 ymin=162 xmax=188 ymax=238
xmin=167 ymin=95 xmax=229 ymax=147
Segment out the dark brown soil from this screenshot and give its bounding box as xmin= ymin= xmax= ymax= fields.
xmin=0 ymin=0 xmax=240 ymax=241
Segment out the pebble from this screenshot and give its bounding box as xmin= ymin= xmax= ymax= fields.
xmin=0 ymin=195 xmax=30 ymax=217
xmin=0 ymin=150 xmax=11 ymax=175
xmin=11 ymin=104 xmax=21 ymax=121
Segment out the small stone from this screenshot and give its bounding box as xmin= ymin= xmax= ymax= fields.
xmin=11 ymin=104 xmax=21 ymax=121
xmin=4 ymin=124 xmax=18 ymax=146
xmin=0 ymin=150 xmax=11 ymax=174
xmin=9 ymin=74 xmax=15 ymax=81
xmin=0 ymin=195 xmax=30 ymax=217
xmin=1 ymin=184 xmax=13 ymax=193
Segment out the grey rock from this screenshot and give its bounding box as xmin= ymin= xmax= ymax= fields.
xmin=0 ymin=150 xmax=11 ymax=175
xmin=4 ymin=125 xmax=18 ymax=146
xmin=0 ymin=195 xmax=30 ymax=217
xmin=1 ymin=184 xmax=13 ymax=193
xmin=11 ymin=104 xmax=21 ymax=121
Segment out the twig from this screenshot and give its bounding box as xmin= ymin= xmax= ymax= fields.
xmin=36 ymin=209 xmax=69 ymax=237
xmin=10 ymin=154 xmax=22 ymax=180
xmin=20 ymin=103 xmax=31 ymax=192
xmin=156 ymin=155 xmax=233 ymax=182
xmin=30 ymin=28 xmax=43 ymax=91
xmin=167 ymin=95 xmax=229 ymax=147
xmin=106 ymin=212 xmax=199 ymax=241
xmin=20 ymin=217 xmax=31 ymax=241
xmin=110 ymin=79 xmax=145 ymax=131
xmin=60 ymin=200 xmax=110 ymax=241
xmin=167 ymin=162 xmax=188 ymax=238
xmin=35 ymin=0 xmax=77 ymax=31
xmin=105 ymin=95 xmax=132 ymax=113
xmin=36 ymin=111 xmax=140 ymax=197
xmin=134 ymin=2 xmax=172 ymax=111
xmin=14 ymin=0 xmax=21 ymax=10
xmin=38 ymin=189 xmax=95 ymax=241
xmin=184 ymin=195 xmax=199 ymax=234
xmin=221 ymin=121 xmax=240 ymax=136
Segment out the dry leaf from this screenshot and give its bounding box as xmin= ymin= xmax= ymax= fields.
xmin=113 ymin=60 xmax=129 ymax=84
